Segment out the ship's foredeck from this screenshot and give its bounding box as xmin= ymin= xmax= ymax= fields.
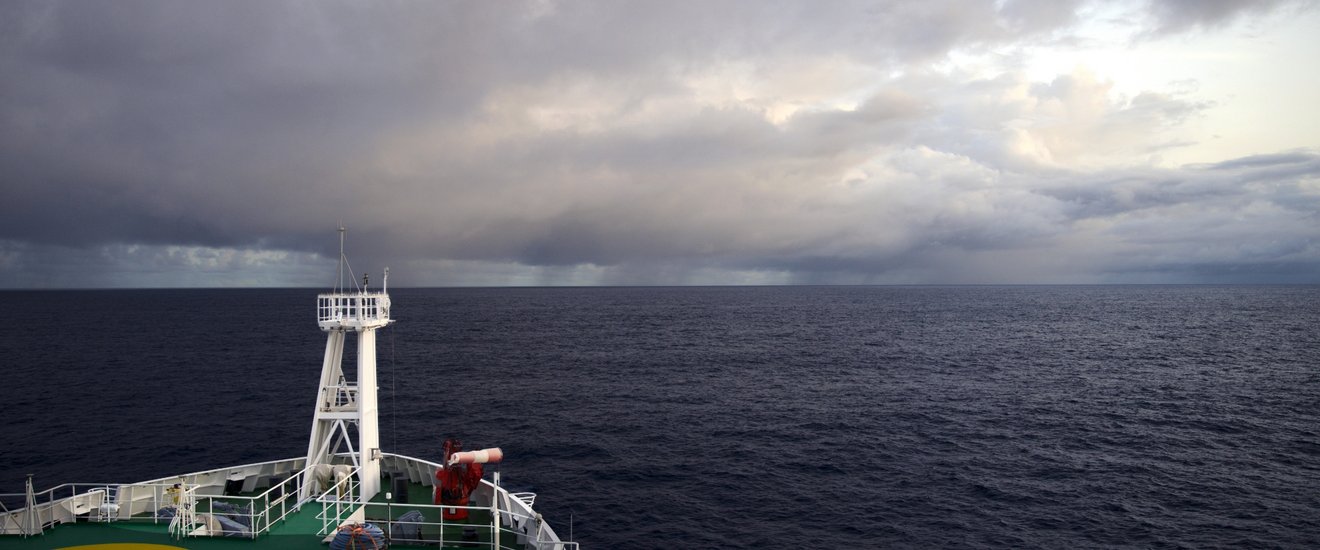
xmin=2 ymin=476 xmax=506 ymax=550
xmin=1 ymin=454 xmax=568 ymax=550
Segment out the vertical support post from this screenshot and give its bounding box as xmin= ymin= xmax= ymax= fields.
xmin=492 ymin=471 xmax=501 ymax=550
xmin=23 ymin=474 xmax=38 ymax=537
xmin=357 ymin=327 xmax=381 ymax=502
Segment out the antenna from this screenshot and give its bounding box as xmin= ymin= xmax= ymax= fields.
xmin=337 ymin=225 xmax=347 ymax=293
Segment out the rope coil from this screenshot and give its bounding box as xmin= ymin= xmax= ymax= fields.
xmin=329 ymin=522 xmax=386 ymax=550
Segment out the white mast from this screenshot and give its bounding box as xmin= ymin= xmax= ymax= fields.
xmin=304 ymin=230 xmax=391 ymax=503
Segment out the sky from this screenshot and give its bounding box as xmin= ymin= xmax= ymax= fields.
xmin=1 ymin=0 xmax=1318 ymax=288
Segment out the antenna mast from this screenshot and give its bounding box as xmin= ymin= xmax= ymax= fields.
xmin=308 ymin=228 xmax=393 ymax=503
xmin=337 ymin=225 xmax=346 ymax=293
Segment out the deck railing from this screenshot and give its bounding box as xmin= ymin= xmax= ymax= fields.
xmin=368 ymin=453 xmax=577 ymax=550
xmin=0 ymin=481 xmax=189 ymax=535
xmin=325 ymin=499 xmax=578 ymax=550
xmin=0 ymin=456 xmax=311 ymax=539
xmin=314 ymin=465 xmax=362 ymax=535
xmin=249 ymin=466 xmax=306 ymax=535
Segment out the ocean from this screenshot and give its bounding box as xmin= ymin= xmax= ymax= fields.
xmin=2 ymin=286 xmax=1318 ymax=548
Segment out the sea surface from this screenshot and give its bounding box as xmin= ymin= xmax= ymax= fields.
xmin=2 ymin=286 xmax=1319 ymax=548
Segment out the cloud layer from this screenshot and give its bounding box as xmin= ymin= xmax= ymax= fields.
xmin=1 ymin=0 xmax=1317 ymax=286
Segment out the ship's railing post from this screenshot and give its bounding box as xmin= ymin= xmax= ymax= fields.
xmin=491 ymin=471 xmax=501 ymax=550
xmin=22 ymin=474 xmax=37 ymax=537
xmin=252 ymin=494 xmax=260 ymax=540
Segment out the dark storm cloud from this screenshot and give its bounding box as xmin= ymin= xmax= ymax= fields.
xmin=0 ymin=0 xmax=1317 ymax=286
xmin=1142 ymin=0 xmax=1297 ymax=35
xmin=1203 ymin=151 xmax=1319 ymax=170
xmin=1041 ymin=152 xmax=1320 ymax=218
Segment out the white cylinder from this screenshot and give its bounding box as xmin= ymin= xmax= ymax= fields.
xmin=449 ymin=447 xmax=504 ymax=465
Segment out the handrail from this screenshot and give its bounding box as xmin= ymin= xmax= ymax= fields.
xmin=337 ymin=500 xmax=580 ymax=550
xmin=314 ymin=466 xmax=361 ymax=536
xmin=316 ymin=293 xmax=391 ymax=329
xmin=320 ymin=383 xmax=359 ymax=410
xmin=245 ymin=467 xmax=308 ymax=537
xmin=137 ymin=455 xmax=306 ymax=486
xmin=1 ymin=481 xmax=194 ymax=535
xmin=378 ymin=452 xmax=572 ymax=547
xmin=1 ymin=457 xmax=310 ymax=539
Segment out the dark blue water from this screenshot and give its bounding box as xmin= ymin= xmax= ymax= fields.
xmin=3 ymin=286 xmax=1319 ymax=548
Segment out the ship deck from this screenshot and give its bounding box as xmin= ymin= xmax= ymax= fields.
xmin=2 ymin=463 xmax=560 ymax=550
xmin=2 ymin=474 xmax=504 ymax=546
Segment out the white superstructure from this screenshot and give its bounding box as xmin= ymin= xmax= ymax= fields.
xmin=303 ymin=228 xmax=393 ymax=503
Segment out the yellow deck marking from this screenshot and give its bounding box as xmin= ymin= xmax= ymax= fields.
xmin=57 ymin=544 xmax=187 ymax=550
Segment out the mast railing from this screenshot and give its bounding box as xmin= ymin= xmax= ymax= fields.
xmin=319 ymin=383 xmax=359 ymax=411
xmin=317 ymin=293 xmax=391 ymax=330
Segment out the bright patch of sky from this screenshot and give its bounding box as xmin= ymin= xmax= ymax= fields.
xmin=954 ymin=3 xmax=1320 ymax=166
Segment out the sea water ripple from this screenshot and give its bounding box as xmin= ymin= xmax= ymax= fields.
xmin=2 ymin=286 xmax=1319 ymax=548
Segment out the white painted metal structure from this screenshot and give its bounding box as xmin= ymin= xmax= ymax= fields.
xmin=303 ymin=228 xmax=393 ymax=503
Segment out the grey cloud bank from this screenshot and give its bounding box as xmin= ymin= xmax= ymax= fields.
xmin=1 ymin=0 xmax=1317 ymax=287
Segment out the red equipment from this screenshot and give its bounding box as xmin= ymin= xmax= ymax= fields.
xmin=434 ymin=439 xmax=491 ymax=520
